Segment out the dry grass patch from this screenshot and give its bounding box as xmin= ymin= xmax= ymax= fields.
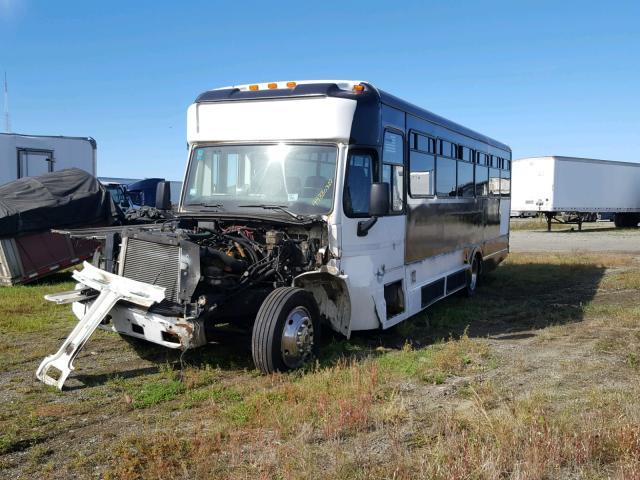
xmin=506 ymin=252 xmax=632 ymax=268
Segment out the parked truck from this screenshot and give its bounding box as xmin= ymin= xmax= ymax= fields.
xmin=0 ymin=133 xmax=96 ymax=186
xmin=511 ymin=156 xmax=640 ymax=230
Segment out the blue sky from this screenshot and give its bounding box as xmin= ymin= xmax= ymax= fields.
xmin=1 ymin=0 xmax=639 ymax=180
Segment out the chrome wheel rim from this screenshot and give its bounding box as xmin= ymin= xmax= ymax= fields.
xmin=281 ymin=306 xmax=314 ymax=368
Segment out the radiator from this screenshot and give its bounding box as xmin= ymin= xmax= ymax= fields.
xmin=120 ymin=238 xmax=181 ymax=303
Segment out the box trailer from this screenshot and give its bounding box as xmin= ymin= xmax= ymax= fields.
xmin=511 ymin=156 xmax=640 ymax=230
xmin=0 ymin=133 xmax=96 ymax=186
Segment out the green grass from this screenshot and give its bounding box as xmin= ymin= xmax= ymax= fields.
xmin=131 ymin=379 xmax=185 ymax=409
xmin=0 ymin=274 xmax=75 ymax=334
xmin=1 ymin=253 xmax=640 ymax=479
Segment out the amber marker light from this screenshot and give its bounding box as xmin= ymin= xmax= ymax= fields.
xmin=286 ymin=81 xmax=297 ymax=88
xmin=353 ymin=84 xmax=365 ymax=93
xmin=267 ymin=83 xmax=278 ymax=89
xmin=249 ymin=84 xmax=259 ymax=91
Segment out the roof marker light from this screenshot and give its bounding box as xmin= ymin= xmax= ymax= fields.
xmin=249 ymin=84 xmax=259 ymax=91
xmin=286 ymin=81 xmax=297 ymax=88
xmin=353 ymin=84 xmax=365 ymax=93
xmin=267 ymin=82 xmax=277 ymax=89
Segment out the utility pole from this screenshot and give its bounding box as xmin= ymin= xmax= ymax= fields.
xmin=4 ymin=72 xmax=10 ymax=133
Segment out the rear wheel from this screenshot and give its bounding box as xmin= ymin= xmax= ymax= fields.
xmin=251 ymin=287 xmax=319 ymax=374
xmin=465 ymin=254 xmax=480 ymax=297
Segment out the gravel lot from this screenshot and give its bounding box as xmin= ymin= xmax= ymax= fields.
xmin=510 ymin=225 xmax=640 ymax=253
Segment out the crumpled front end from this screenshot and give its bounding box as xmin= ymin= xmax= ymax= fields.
xmin=71 ymin=298 xmax=206 ymax=349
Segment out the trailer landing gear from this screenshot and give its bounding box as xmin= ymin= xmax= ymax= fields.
xmin=544 ymin=212 xmax=586 ymax=231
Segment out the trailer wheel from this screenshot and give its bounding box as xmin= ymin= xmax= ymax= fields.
xmin=614 ymin=213 xmax=639 ymax=228
xmin=465 ymin=254 xmax=480 ymax=297
xmin=251 ymin=287 xmax=319 ymax=374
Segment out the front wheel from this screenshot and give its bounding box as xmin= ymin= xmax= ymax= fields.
xmin=251 ymin=287 xmax=319 ymax=374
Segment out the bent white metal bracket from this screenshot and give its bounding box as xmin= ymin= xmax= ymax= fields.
xmin=36 ymin=262 xmax=165 ymax=390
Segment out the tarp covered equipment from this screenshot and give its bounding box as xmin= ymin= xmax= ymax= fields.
xmin=0 ymin=168 xmax=122 ymax=237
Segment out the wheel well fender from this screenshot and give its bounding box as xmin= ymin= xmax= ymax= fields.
xmin=293 ymin=272 xmax=351 ymax=338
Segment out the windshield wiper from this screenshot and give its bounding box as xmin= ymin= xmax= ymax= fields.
xmin=237 ymin=204 xmax=304 ymax=221
xmin=185 ymin=202 xmax=224 ymax=209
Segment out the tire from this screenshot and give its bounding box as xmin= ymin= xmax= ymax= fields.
xmin=465 ymin=254 xmax=480 ymax=297
xmin=251 ymin=287 xmax=320 ymax=374
xmin=614 ymin=213 xmax=639 ymax=228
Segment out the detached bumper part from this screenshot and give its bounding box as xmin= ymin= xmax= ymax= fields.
xmin=36 ymin=262 xmax=165 ymax=390
xmin=74 ymin=302 xmax=207 ymax=350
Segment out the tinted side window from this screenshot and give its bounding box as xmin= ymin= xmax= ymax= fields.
xmin=416 ymin=134 xmax=435 ymax=153
xmin=409 ymin=150 xmax=435 ymax=196
xmin=383 ymin=131 xmax=403 ymax=165
xmin=382 ymin=163 xmax=404 ymax=212
xmin=501 ymin=170 xmax=511 ymax=196
xmin=345 ymin=153 xmax=373 ymax=216
xmin=439 ymin=140 xmax=453 ymax=158
xmin=436 ymin=157 xmax=457 ymax=197
xmin=383 ymin=131 xmax=404 ymax=212
xmin=489 ymin=168 xmax=501 ymax=196
xmin=457 ymin=161 xmax=474 ymax=197
xmin=475 ymin=165 xmax=489 ymax=196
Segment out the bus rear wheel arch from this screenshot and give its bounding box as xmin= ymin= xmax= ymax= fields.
xmin=251 ymin=287 xmax=320 ymax=374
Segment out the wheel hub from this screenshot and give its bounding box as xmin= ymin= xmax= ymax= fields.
xmin=281 ymin=306 xmax=314 ymax=368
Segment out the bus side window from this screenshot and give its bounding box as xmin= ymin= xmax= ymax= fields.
xmin=409 ymin=150 xmax=435 ymax=196
xmin=344 ymin=152 xmax=374 ymax=216
xmin=489 ymin=168 xmax=501 ymax=196
xmin=475 ymin=165 xmax=489 ymax=196
xmin=382 ymin=131 xmax=404 ymax=213
xmin=457 ymin=160 xmax=474 ymax=197
xmin=500 ymin=169 xmax=511 ymax=197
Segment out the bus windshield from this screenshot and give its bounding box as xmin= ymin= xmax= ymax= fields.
xmin=184 ymin=144 xmax=337 ymax=216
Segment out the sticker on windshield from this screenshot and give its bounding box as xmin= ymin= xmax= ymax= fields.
xmin=196 ymin=149 xmax=204 ymax=160
xmin=288 ymin=193 xmax=299 ymax=202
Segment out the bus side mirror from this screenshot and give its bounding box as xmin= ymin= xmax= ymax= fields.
xmin=155 ymin=181 xmax=171 ymax=210
xmin=357 ymin=182 xmax=389 ymax=236
xmin=369 ymin=182 xmax=389 ymax=217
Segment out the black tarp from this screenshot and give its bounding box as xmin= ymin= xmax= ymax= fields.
xmin=0 ymin=168 xmax=122 ymax=238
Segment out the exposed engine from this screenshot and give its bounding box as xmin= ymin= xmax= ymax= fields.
xmin=191 ymin=223 xmax=324 ymax=311
xmin=101 ymin=219 xmax=327 ymax=323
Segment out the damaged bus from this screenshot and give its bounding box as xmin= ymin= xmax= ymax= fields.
xmin=38 ymin=80 xmax=512 ymax=388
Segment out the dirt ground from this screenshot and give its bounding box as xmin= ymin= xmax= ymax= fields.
xmin=510 ymin=219 xmax=640 ymax=253
xmin=1 ymin=226 xmax=639 ymax=479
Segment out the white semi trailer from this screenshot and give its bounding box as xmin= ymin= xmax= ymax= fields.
xmin=0 ymin=133 xmax=96 ymax=186
xmin=511 ymin=156 xmax=640 ymax=230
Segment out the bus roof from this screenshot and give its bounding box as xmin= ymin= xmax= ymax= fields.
xmin=194 ymin=80 xmax=510 ymax=152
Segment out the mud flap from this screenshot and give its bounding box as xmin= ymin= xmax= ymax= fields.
xmin=36 ymin=262 xmax=165 ymax=390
